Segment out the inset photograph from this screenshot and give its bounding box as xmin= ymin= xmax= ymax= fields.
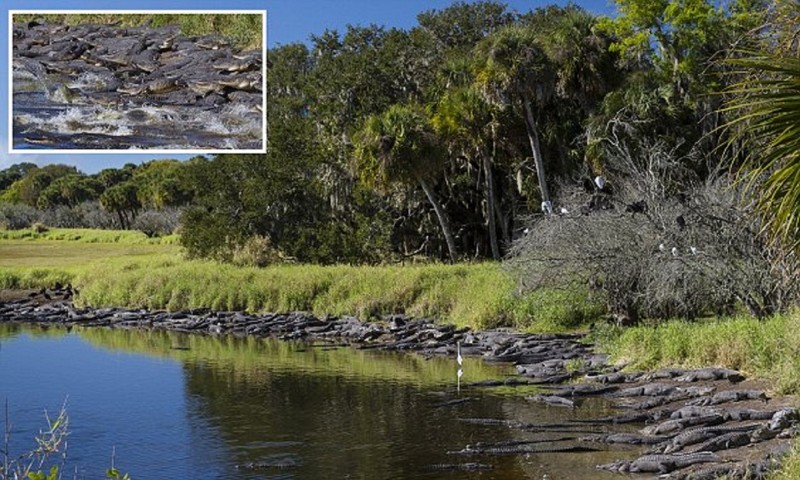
xmin=10 ymin=11 xmax=266 ymax=153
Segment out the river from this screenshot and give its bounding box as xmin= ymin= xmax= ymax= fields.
xmin=0 ymin=325 xmax=637 ymax=479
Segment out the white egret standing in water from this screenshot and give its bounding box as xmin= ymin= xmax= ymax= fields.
xmin=456 ymin=341 xmax=464 ymax=394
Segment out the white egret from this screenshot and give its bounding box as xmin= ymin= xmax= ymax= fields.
xmin=658 ymin=243 xmax=666 ymax=252
xmin=560 ymin=207 xmax=569 ymax=215
xmin=690 ymin=246 xmax=698 ymax=255
xmin=456 ymin=341 xmax=463 ymax=367
xmin=671 ymin=247 xmax=679 ymax=257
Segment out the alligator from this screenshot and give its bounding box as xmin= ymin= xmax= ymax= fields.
xmin=670 ymin=406 xmax=722 ymax=419
xmin=675 ymin=367 xmax=745 ymax=383
xmin=575 ymin=411 xmax=654 ymax=424
xmin=689 ymin=431 xmax=751 ymax=453
xmin=598 ymin=452 xmax=721 ymax=474
xmin=457 ymin=417 xmax=520 ymax=426
xmin=660 ymin=424 xmax=761 ymax=454
xmin=581 ymin=432 xmax=666 ymax=445
xmin=597 ymin=452 xmax=722 ymax=474
xmin=427 ymin=463 xmax=493 ymax=471
xmin=525 ymin=394 xmax=576 ymax=408
xmin=541 ymin=383 xmax=619 ymax=396
xmin=453 ymin=444 xmax=601 ymax=456
xmin=724 ymin=407 xmax=779 ymax=421
xmin=235 ymin=458 xmax=301 ymax=470
xmin=640 ymin=413 xmax=724 ymax=436
xmin=613 ymin=382 xmax=676 ymax=397
xmin=433 ymin=397 xmax=475 ymax=408
xmin=688 ymin=389 xmax=768 ymax=406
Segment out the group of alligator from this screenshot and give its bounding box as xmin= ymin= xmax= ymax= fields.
xmin=3 ymin=289 xmax=798 ymax=478
xmin=12 ymin=18 xmax=264 ymax=150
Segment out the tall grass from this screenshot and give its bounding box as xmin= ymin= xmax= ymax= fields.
xmin=601 ymin=311 xmax=800 ymax=394
xmin=72 ymin=258 xmax=602 ymax=331
xmin=0 ymin=229 xmax=602 ymax=331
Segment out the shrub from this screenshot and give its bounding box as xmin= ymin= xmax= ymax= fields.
xmin=75 ymin=201 xmax=119 ymax=229
xmin=32 ymin=222 xmax=49 ymax=233
xmin=507 ymin=124 xmax=799 ymax=323
xmin=131 ymin=208 xmax=181 ymax=237
xmin=40 ymin=205 xmax=83 ymax=228
xmin=0 ymin=202 xmax=40 ymax=229
xmin=230 ymin=235 xmax=284 ymax=267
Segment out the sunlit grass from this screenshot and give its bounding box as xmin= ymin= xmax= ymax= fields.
xmin=601 ymin=310 xmax=800 ymax=394
xmin=0 ymin=228 xmax=602 ymax=331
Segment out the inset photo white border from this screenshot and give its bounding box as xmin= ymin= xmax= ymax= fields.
xmin=8 ymin=9 xmax=267 ymax=155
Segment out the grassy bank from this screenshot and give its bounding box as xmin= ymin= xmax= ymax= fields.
xmin=0 ymin=228 xmax=602 ymax=331
xmin=600 ymin=312 xmax=800 ymax=394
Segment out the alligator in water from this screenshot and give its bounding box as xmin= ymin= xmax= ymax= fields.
xmin=427 ymin=463 xmax=493 ymax=472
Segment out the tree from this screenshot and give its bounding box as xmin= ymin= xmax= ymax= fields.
xmin=433 ymin=86 xmax=502 ymax=258
xmin=37 ymin=174 xmax=101 ymax=208
xmin=724 ymin=54 xmax=800 ymax=247
xmin=99 ymin=182 xmax=141 ymax=229
xmin=474 ymin=25 xmax=555 ymax=209
xmin=353 ymin=103 xmax=458 ymax=262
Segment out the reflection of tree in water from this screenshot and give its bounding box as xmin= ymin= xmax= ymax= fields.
xmin=181 ymin=359 xmax=528 ymax=478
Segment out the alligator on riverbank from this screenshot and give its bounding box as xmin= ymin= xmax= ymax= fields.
xmin=598 ymin=452 xmax=721 ymax=474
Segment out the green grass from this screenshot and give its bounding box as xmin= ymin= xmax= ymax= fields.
xmin=600 ymin=311 xmax=800 ymax=394
xmin=0 ymin=228 xmax=179 ymax=244
xmin=0 ymin=228 xmax=602 ymax=332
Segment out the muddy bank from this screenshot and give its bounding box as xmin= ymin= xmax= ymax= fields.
xmin=2 ymin=289 xmax=797 ymax=478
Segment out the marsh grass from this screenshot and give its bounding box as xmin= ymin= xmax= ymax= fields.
xmin=73 ymin=258 xmax=601 ymax=331
xmin=602 ymin=311 xmax=800 ymax=394
xmin=14 ymin=13 xmax=263 ymax=50
xmin=0 ymin=229 xmax=601 ymax=331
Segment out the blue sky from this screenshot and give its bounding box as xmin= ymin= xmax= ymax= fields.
xmin=1 ymin=0 xmax=615 ymax=174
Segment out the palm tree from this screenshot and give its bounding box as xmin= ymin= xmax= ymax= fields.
xmin=723 ymin=54 xmax=800 ymax=247
xmin=474 ymin=25 xmax=555 ymax=208
xmin=433 ymin=85 xmax=502 ymax=259
xmin=353 ymin=103 xmax=458 ymax=261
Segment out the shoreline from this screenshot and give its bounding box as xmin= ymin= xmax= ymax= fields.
xmin=2 ymin=289 xmax=799 ymax=478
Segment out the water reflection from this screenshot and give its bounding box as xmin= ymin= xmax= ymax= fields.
xmin=0 ymin=325 xmax=637 ymax=479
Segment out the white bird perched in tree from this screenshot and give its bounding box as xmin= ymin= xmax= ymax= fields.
xmin=690 ymin=246 xmax=698 ymax=255
xmin=456 ymin=341 xmax=463 ymax=367
xmin=560 ymin=207 xmax=569 ymax=215
xmin=594 ymin=175 xmax=606 ymax=190
xmin=672 ymin=247 xmax=679 ymax=257
xmin=659 ymin=243 xmax=666 ymax=252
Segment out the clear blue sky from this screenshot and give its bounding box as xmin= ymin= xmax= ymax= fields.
xmin=1 ymin=0 xmax=615 ymax=174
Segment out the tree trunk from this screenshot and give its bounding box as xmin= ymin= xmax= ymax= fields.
xmin=418 ymin=177 xmax=457 ymax=263
xmin=522 ymin=96 xmax=550 ymax=206
xmin=483 ymin=126 xmax=500 ymax=259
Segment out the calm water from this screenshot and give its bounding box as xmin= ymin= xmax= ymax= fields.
xmin=0 ymin=325 xmax=636 ymax=479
